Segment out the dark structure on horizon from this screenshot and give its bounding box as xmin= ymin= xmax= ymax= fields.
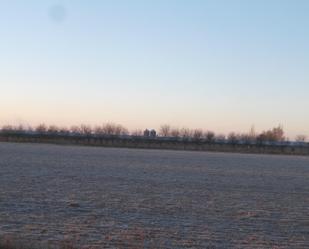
xmin=144 ymin=129 xmax=157 ymax=138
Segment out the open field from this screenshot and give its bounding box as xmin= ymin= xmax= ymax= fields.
xmin=0 ymin=142 xmax=308 ymax=248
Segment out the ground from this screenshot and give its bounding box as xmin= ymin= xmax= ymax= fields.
xmin=0 ymin=142 xmax=308 ymax=248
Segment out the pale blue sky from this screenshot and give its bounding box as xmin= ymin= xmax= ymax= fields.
xmin=1 ymin=0 xmax=308 ymax=138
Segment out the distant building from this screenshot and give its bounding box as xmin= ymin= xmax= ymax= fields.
xmin=143 ymin=129 xmax=156 ymax=138
xmin=150 ymin=129 xmax=157 ymax=138
xmin=143 ymin=129 xmax=150 ymax=137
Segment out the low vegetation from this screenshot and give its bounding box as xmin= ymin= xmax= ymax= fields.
xmin=0 ymin=123 xmax=307 ymax=145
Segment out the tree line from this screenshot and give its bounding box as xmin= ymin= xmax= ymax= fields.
xmin=158 ymin=124 xmax=307 ymax=143
xmin=0 ymin=123 xmax=307 ymax=143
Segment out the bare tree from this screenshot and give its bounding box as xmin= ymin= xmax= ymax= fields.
xmin=215 ymin=134 xmax=226 ymax=143
xmin=160 ymin=124 xmax=171 ymax=137
xmin=249 ymin=125 xmax=256 ymax=140
xmin=102 ymin=123 xmax=128 ymax=136
xmin=70 ymin=125 xmax=81 ymax=135
xmin=257 ymin=125 xmax=285 ymax=143
xmin=272 ymin=125 xmax=285 ymax=142
xmin=2 ymin=121 xmax=301 ymax=150
xmin=131 ymin=129 xmax=143 ymax=136
xmin=170 ymin=128 xmax=180 ymax=138
xmin=80 ymin=124 xmax=92 ymax=136
xmin=205 ymin=131 xmax=215 ymax=143
xmin=36 ymin=124 xmax=47 ymax=134
xmin=114 ymin=125 xmax=123 ymax=136
xmin=114 ymin=124 xmax=129 ymax=136
xmin=240 ymin=133 xmax=250 ymax=144
xmin=58 ymin=126 xmax=69 ymax=135
xmin=180 ymin=128 xmax=192 ymax=140
xmin=1 ymin=125 xmax=14 ymax=133
xmin=47 ymin=125 xmax=59 ymax=134
xmin=102 ymin=123 xmax=115 ymax=135
xmin=228 ymin=132 xmax=239 ymax=144
xmin=94 ymin=125 xmax=105 ymax=136
xmin=295 ymin=134 xmax=307 ymax=142
xmin=15 ymin=125 xmax=25 ymax=133
xmin=192 ymin=129 xmax=203 ymax=142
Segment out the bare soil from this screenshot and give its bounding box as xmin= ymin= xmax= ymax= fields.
xmin=0 ymin=142 xmax=308 ymax=248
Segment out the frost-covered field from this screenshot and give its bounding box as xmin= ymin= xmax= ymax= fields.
xmin=0 ymin=142 xmax=308 ymax=248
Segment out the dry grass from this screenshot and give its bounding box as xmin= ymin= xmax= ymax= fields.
xmin=0 ymin=236 xmax=79 ymax=249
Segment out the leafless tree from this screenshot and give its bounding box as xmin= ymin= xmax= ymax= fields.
xmin=249 ymin=125 xmax=256 ymax=140
xmin=272 ymin=125 xmax=285 ymax=141
xmin=257 ymin=125 xmax=285 ymax=143
xmin=295 ymin=134 xmax=307 ymax=142
xmin=160 ymin=124 xmax=171 ymax=137
xmin=180 ymin=128 xmax=192 ymax=140
xmin=238 ymin=126 xmax=257 ymax=143
xmin=114 ymin=124 xmax=129 ymax=136
xmin=1 ymin=125 xmax=14 ymax=133
xmin=58 ymin=126 xmax=69 ymax=134
xmin=94 ymin=125 xmax=105 ymax=136
xmin=215 ymin=134 xmax=226 ymax=142
xmin=170 ymin=128 xmax=180 ymax=138
xmin=15 ymin=125 xmax=25 ymax=133
xmin=102 ymin=123 xmax=115 ymax=135
xmin=47 ymin=125 xmax=59 ymax=134
xmin=131 ymin=129 xmax=143 ymax=136
xmin=192 ymin=129 xmax=203 ymax=142
xmin=1 ymin=121 xmax=300 ymax=147
xmin=99 ymin=123 xmax=128 ymax=136
xmin=36 ymin=124 xmax=47 ymax=134
xmin=70 ymin=125 xmax=81 ymax=134
xmin=228 ymin=132 xmax=239 ymax=144
xmin=80 ymin=124 xmax=92 ymax=136
xmin=205 ymin=131 xmax=215 ymax=143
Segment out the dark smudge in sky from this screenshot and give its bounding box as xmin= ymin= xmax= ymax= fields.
xmin=48 ymin=4 xmax=67 ymax=23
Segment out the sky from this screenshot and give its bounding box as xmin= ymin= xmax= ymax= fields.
xmin=0 ymin=0 xmax=308 ymax=138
